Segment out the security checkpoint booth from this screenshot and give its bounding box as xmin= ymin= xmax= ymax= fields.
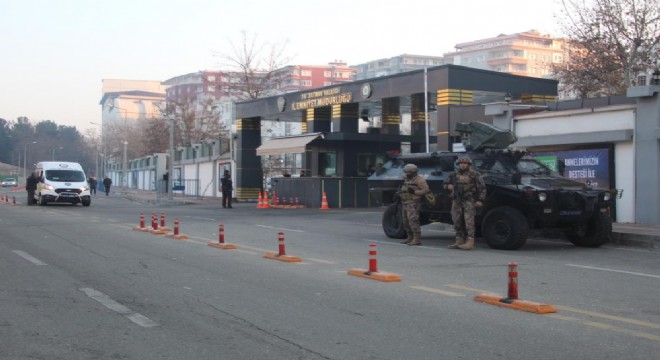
xmin=233 ymin=64 xmax=557 ymax=208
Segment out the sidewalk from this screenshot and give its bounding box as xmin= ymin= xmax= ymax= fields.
xmin=117 ymin=188 xmax=658 ymax=249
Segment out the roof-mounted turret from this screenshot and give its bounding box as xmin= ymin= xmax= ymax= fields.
xmin=455 ymin=122 xmax=517 ymax=151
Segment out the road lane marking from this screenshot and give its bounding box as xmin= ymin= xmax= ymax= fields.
xmin=410 ymin=285 xmax=466 ymax=297
xmin=583 ymin=321 xmax=660 ymax=342
xmin=307 ymin=258 xmax=337 ymax=265
xmin=547 ymin=314 xmax=660 ymax=342
xmin=360 ymin=239 xmax=436 ymax=249
xmin=12 ymin=250 xmax=48 ymax=266
xmin=555 ymin=305 xmax=660 ymax=330
xmin=234 ymin=249 xmax=259 ymax=255
xmin=235 ymin=244 xmax=273 ymax=253
xmin=185 ymin=216 xmax=216 ymax=221
xmin=546 ymin=314 xmax=580 ymax=321
xmin=565 ymin=264 xmax=660 ymax=279
xmin=79 ymin=288 xmax=158 ymax=328
xmin=445 ymin=284 xmax=492 ymax=293
xmin=256 ymin=224 xmax=304 ymax=233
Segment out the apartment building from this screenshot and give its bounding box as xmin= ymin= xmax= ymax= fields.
xmin=99 ymin=79 xmax=167 ymax=128
xmin=271 ymin=61 xmax=356 ymax=92
xmin=353 ymin=54 xmax=444 ymax=80
xmin=441 ymin=29 xmax=568 ymax=78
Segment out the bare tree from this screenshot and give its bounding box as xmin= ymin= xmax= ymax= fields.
xmin=215 ymin=31 xmax=292 ymax=100
xmin=553 ymin=0 xmax=660 ymax=97
xmin=139 ymin=116 xmax=170 ymax=154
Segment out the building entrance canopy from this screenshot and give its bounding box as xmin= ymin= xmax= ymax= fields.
xmin=256 ymin=133 xmax=323 ymax=156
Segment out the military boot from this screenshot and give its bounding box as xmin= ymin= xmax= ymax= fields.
xmin=448 ymin=236 xmax=465 ymax=249
xmin=408 ymin=232 xmax=422 ymax=246
xmin=400 ymin=234 xmax=414 ymax=244
xmin=458 ymin=237 xmax=475 ymax=250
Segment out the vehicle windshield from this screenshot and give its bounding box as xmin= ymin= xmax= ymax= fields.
xmin=45 ymin=170 xmax=86 ymax=182
xmin=475 ymin=157 xmax=551 ymax=175
xmin=4 ymin=178 xmax=16 ymax=181
xmin=515 ymin=159 xmax=552 ymax=174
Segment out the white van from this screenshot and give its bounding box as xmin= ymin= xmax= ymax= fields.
xmin=34 ymin=162 xmax=91 ymax=206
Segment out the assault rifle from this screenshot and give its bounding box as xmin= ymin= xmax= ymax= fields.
xmin=447 ymin=173 xmax=463 ymax=201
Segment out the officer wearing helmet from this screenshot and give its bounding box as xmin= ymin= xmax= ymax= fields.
xmin=399 ymin=163 xmax=430 ymax=246
xmin=443 ymin=156 xmax=486 ymax=250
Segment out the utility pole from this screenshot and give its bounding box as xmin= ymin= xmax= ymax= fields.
xmin=168 ymin=114 xmax=174 ymax=200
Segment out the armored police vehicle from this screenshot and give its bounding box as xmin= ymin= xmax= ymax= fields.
xmin=368 ymin=122 xmax=614 ymax=250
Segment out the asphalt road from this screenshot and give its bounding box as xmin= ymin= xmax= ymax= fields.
xmin=1 ymin=192 xmax=659 ymax=359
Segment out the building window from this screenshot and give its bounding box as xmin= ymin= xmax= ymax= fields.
xmin=324 ymin=71 xmax=331 ymax=77
xmin=207 ymin=75 xmax=216 ymax=82
xmin=324 ymin=81 xmax=333 ymax=86
xmin=637 ymin=75 xmax=647 ymax=86
xmin=319 ymin=152 xmax=336 ymax=176
xmin=301 ymin=70 xmax=312 ymax=76
xmin=207 ymin=85 xmax=215 ymax=92
xmin=301 ymin=80 xmax=312 ymax=86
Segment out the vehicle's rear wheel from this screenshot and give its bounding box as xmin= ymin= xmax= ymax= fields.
xmin=482 ymin=206 xmax=528 ymax=250
xmin=382 ymin=203 xmax=407 ymax=239
xmin=564 ymin=212 xmax=611 ymax=247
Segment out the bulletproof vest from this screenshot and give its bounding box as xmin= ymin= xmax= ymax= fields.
xmin=455 ymin=172 xmax=476 ymax=196
xmin=400 ymin=177 xmax=417 ymax=201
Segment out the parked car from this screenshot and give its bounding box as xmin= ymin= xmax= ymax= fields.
xmin=1 ymin=178 xmax=17 ymax=187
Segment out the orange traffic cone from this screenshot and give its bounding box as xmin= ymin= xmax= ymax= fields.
xmin=320 ymin=192 xmax=330 ymax=210
xmin=262 ymin=191 xmax=271 ymax=209
xmin=257 ymin=191 xmax=263 ymax=208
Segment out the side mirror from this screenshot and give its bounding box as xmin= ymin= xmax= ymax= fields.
xmin=511 ymin=173 xmax=522 ymax=185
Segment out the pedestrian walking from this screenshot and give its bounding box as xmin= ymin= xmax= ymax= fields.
xmin=88 ymin=176 xmax=97 ymax=195
xmin=221 ymin=170 xmax=233 ymax=208
xmin=102 ymin=176 xmax=112 ymax=196
xmin=399 ymin=163 xmax=430 ymax=246
xmin=443 ymin=157 xmax=486 ymax=250
xmin=25 ymin=172 xmax=39 ymax=206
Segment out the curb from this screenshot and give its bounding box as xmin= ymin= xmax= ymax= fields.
xmin=208 ymin=242 xmax=237 ymax=250
xmin=473 ymin=293 xmax=556 ymax=314
xmin=347 ymin=268 xmax=402 ymax=282
xmin=263 ymin=252 xmax=302 ymax=263
xmin=610 ymin=232 xmax=658 ymax=249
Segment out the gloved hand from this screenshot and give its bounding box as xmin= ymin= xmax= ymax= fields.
xmin=447 ymin=184 xmax=454 ymax=191
xmin=475 ymin=201 xmax=483 ymax=208
xmin=407 ymin=187 xmax=416 ymax=194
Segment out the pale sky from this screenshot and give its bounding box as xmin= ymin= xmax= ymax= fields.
xmin=0 ymin=0 xmax=564 ymax=133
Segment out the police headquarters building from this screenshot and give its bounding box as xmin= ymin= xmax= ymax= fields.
xmin=109 ymin=65 xmax=657 ymax=226
xmin=229 ymin=64 xmax=659 ymax=226
xmin=233 ymin=64 xmax=559 ymax=207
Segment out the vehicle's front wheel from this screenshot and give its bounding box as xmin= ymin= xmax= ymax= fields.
xmin=481 ymin=206 xmax=528 ymax=250
xmin=382 ymin=203 xmax=407 ymax=239
xmin=82 ymin=199 xmax=91 ymax=207
xmin=38 ymin=194 xmax=47 ymax=206
xmin=564 ymin=212 xmax=611 ymax=247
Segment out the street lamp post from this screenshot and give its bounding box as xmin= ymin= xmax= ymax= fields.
xmin=122 ymin=140 xmax=128 ymax=187
xmin=23 ymin=141 xmax=37 ymax=181
xmin=106 ymin=105 xmax=129 ymax=187
xmin=90 ymin=121 xmax=106 ymax=178
xmin=168 ymin=114 xmax=174 ymax=200
xmin=52 ymin=146 xmax=63 ymax=160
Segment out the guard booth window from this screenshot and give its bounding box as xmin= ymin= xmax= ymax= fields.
xmin=357 ymin=154 xmax=386 ymax=176
xmin=319 ymin=152 xmax=336 ymax=176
